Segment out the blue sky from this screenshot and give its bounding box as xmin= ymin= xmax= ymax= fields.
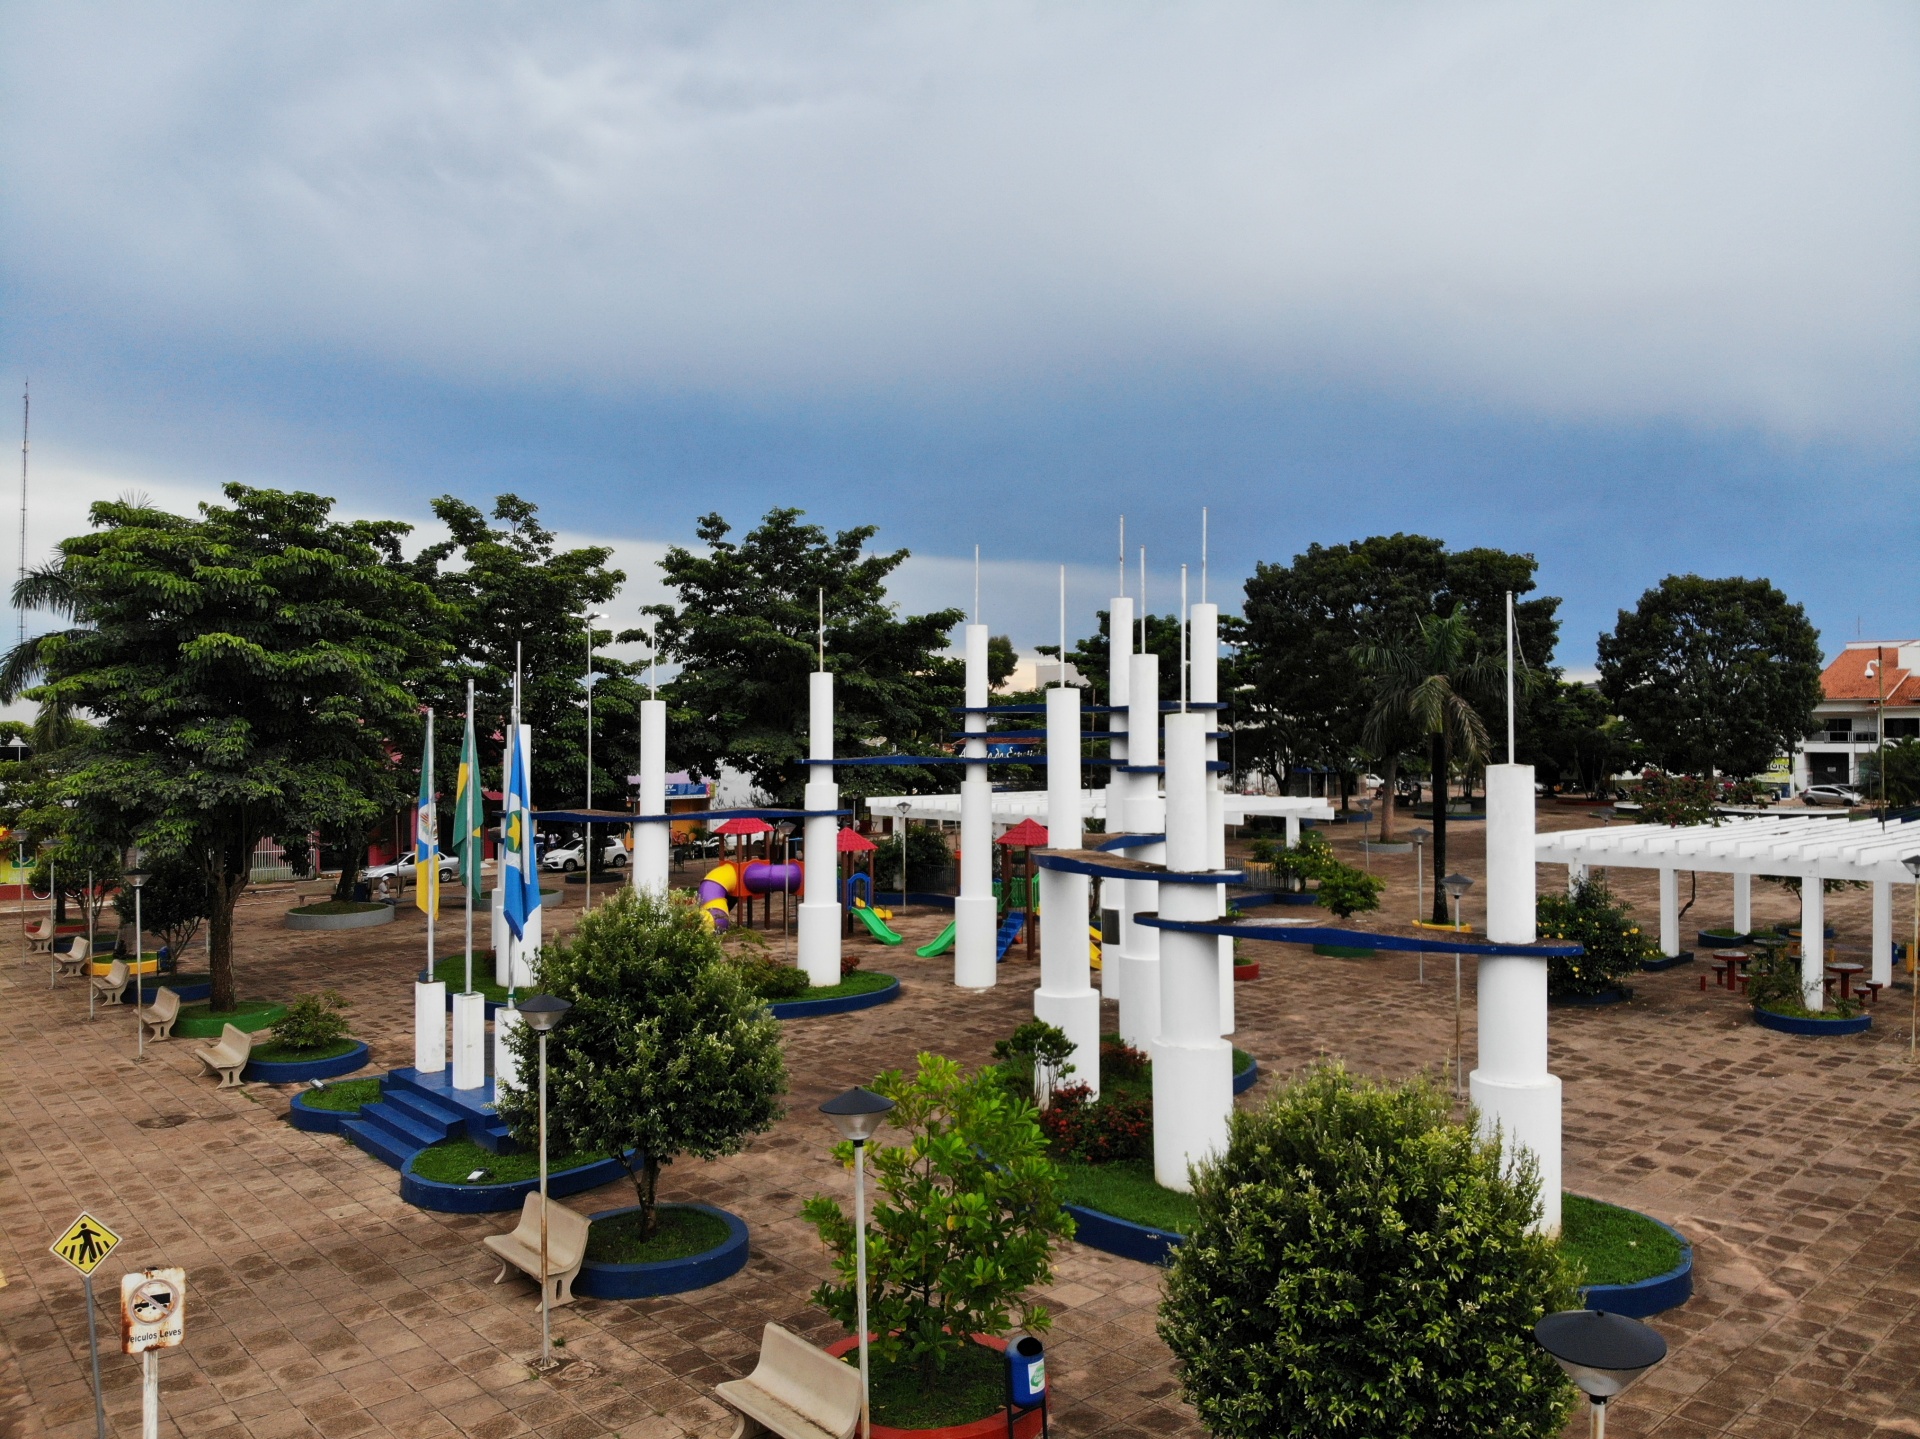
xmin=2 ymin=2 xmax=1915 ymax=676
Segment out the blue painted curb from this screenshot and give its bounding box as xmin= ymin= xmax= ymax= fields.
xmin=1232 ymin=1055 xmax=1259 ymax=1095
xmin=770 ymin=976 xmax=901 ymax=1020
xmin=1696 ymin=932 xmax=1749 ymax=950
xmin=131 ymin=976 xmax=211 ymax=1002
xmin=1553 ymin=987 xmax=1631 ymax=1007
xmin=289 ymin=1090 xmax=368 ymax=1135
xmin=1580 ymin=1211 xmax=1694 ymax=1318
xmin=1640 ymin=951 xmax=1694 ymax=972
xmin=400 ymin=1150 xmax=637 ymax=1213
xmin=576 ymin=1202 xmax=750 ymax=1298
xmin=1754 ymin=1007 xmax=1871 ymax=1037
xmin=1064 ymin=1203 xmax=1183 ymax=1266
xmin=245 ymin=1041 xmax=371 ymax=1084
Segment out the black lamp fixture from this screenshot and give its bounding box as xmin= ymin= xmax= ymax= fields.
xmin=1442 ymin=872 xmax=1473 ymax=902
xmin=821 ymin=1086 xmax=895 ymax=1144
xmin=518 ymin=993 xmax=572 ymax=1033
xmin=1535 ymin=1310 xmax=1667 ymax=1437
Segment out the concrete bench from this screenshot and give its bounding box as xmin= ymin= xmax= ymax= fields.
xmin=26 ymin=918 xmax=55 ymax=954
xmin=137 ymin=985 xmax=180 ymax=1041
xmin=90 ymin=959 xmax=130 ymax=1005
xmin=483 ymin=1194 xmax=589 ymax=1308
xmin=195 ymin=1024 xmax=252 ymax=1088
xmin=56 ymin=937 xmax=92 ymax=977
xmin=717 ymin=1323 xmax=862 ymax=1439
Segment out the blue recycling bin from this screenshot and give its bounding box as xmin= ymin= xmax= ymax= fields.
xmin=1007 ymin=1333 xmax=1046 ymax=1408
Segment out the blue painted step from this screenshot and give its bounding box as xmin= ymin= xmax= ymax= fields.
xmin=995 ymin=912 xmax=1027 ymax=961
xmin=341 ymin=1067 xmax=520 ymax=1172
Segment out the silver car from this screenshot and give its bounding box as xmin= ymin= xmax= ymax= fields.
xmin=1801 ymin=784 xmax=1863 ymax=807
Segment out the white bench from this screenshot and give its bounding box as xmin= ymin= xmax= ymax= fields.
xmin=26 ymin=918 xmax=55 ymax=954
xmin=483 ymin=1194 xmax=589 ymax=1307
xmin=717 ymin=1323 xmax=862 ymax=1439
xmin=137 ymin=986 xmax=180 ymax=1041
xmin=90 ymin=959 xmax=130 ymax=1005
xmin=195 ymin=1024 xmax=252 ymax=1088
xmin=56 ymin=937 xmax=92 ymax=977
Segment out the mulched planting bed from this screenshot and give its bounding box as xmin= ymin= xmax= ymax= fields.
xmin=410 ymin=1137 xmax=606 ymax=1186
xmin=297 ymin=1078 xmax=382 ymax=1112
xmin=1560 ymin=1194 xmax=1686 ymax=1287
xmin=585 ymin=1206 xmax=731 ymax=1265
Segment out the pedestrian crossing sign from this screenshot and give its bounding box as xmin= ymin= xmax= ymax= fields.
xmin=51 ymin=1213 xmax=120 ymax=1276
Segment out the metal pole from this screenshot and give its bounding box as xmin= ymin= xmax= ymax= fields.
xmin=142 ymin=1349 xmax=159 ymax=1439
xmin=48 ymin=856 xmax=56 ymax=988
xmin=83 ymin=1274 xmax=106 ymax=1439
xmin=134 ymin=882 xmax=144 ymax=1060
xmin=1451 ymin=893 xmax=1463 ymax=1095
xmin=1910 ymin=874 xmax=1919 ymax=1060
xmin=538 ymin=1028 xmax=552 ymax=1367
xmin=854 ymin=1137 xmax=872 ymax=1439
xmin=1592 ymin=1397 xmax=1605 ymax=1439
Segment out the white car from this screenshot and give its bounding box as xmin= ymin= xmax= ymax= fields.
xmin=542 ymin=838 xmax=630 ymax=872
xmin=1801 ymin=784 xmax=1864 ymax=808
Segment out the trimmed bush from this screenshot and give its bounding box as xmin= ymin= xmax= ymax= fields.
xmin=1316 ymin=863 xmax=1385 ymax=919
xmin=270 ymin=990 xmax=351 ymax=1053
xmin=1536 ymin=875 xmax=1656 ymax=998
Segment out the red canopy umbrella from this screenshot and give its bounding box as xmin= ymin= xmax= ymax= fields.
xmin=714 ymin=817 xmax=773 ymax=835
xmin=837 ymin=827 xmax=877 ymax=852
xmin=995 ymin=818 xmax=1049 ymax=848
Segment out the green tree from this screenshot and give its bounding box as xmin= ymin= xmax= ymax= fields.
xmin=496 ymin=888 xmax=787 ymax=1237
xmin=1596 ymin=575 xmax=1823 ymax=780
xmin=986 ymin=634 xmax=1019 ymax=689
xmin=1158 ymin=1065 xmax=1577 ymax=1439
xmin=2 ymin=487 xmax=444 ymax=1011
xmin=1857 ymin=738 xmax=1920 ymax=809
xmin=114 ymin=853 xmax=210 ymax=963
xmin=802 ymin=1053 xmax=1075 ymax=1391
xmin=1353 ymin=605 xmax=1504 ymax=922
xmin=645 ymin=509 xmax=964 ymax=805
xmin=1042 ymin=609 xmax=1193 ymax=706
xmin=1525 ymin=679 xmax=1633 ymax=796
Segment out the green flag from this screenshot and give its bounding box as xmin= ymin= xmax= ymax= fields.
xmin=454 ymin=702 xmax=483 ymax=897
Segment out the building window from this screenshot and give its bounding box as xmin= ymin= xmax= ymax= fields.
xmin=1886 ymin=718 xmax=1920 ymax=740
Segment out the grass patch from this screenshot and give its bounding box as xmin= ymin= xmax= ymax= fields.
xmin=290 ymin=901 xmax=390 ymax=916
xmin=856 ymin=1337 xmax=1006 ymax=1430
xmin=795 ymin=970 xmax=896 ymax=1002
xmin=249 ymin=1037 xmax=360 ymax=1064
xmin=409 ymin=1136 xmax=609 ymax=1186
xmin=1560 ymin=1195 xmax=1685 ymax=1287
xmin=299 ymin=1078 xmax=382 ymax=1112
xmin=432 ymin=952 xmax=510 ymax=1003
xmin=585 ymin=1205 xmax=730 ymax=1264
xmin=1312 ymin=943 xmax=1379 ymax=958
xmin=174 ymin=1000 xmax=287 ymax=1037
xmin=1057 ymin=1158 xmax=1199 ymax=1234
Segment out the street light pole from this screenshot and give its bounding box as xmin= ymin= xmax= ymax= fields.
xmin=821 ymin=1087 xmax=897 ymax=1439
xmin=1905 ymin=855 xmax=1920 ymax=1059
xmin=896 ymin=801 xmax=910 ymax=907
xmin=1443 ymin=872 xmax=1473 ymax=1097
xmin=518 ymin=994 xmax=572 ymax=1371
xmin=127 ymin=856 xmax=149 ymax=1060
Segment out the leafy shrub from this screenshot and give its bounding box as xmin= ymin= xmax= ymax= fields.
xmin=1246 ymin=837 xmax=1278 ymax=865
xmin=1536 ymin=875 xmax=1657 ymax=998
xmin=803 ymin=1053 xmax=1075 ymax=1392
xmin=1040 ymin=1082 xmax=1153 ymax=1163
xmin=1273 ymin=829 xmax=1335 ymax=884
xmin=271 ymin=991 xmax=350 ymax=1053
xmin=1159 ymin=1065 xmax=1577 ymax=1439
xmin=1745 ymin=945 xmax=1856 ymax=1019
xmin=1316 ymin=863 xmax=1384 ymax=918
xmin=871 ymin=826 xmax=953 ymax=882
xmin=991 ymin=1019 xmax=1077 ymax=1102
xmin=726 ymin=953 xmax=812 ymax=1000
xmin=1100 ymin=1037 xmax=1149 ymax=1084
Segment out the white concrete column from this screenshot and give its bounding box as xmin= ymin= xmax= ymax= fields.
xmin=1284 ymin=814 xmax=1300 ymax=847
xmin=491 ymin=879 xmax=507 ymax=986
xmin=955 ymin=627 xmax=996 ymax=990
xmin=1733 ymin=871 xmax=1752 ymax=936
xmin=1800 ymin=878 xmax=1825 ymax=1011
xmin=1566 ymin=860 xmax=1586 ymax=895
xmin=1470 ymin=763 xmax=1561 ymax=1235
xmin=1872 ymin=880 xmax=1893 ymax=989
xmin=1036 ymin=686 xmax=1099 ymax=1098
xmin=633 ymin=699 xmax=669 ymax=898
xmin=799 ymin=672 xmax=844 ymax=988
xmin=451 ymin=990 xmax=486 ymax=1089
xmin=1100 ymin=598 xmax=1133 ymax=1001
xmin=1118 ymin=653 xmax=1162 ymax=1050
xmin=1658 ymin=867 xmax=1680 ymax=958
xmin=1191 ymin=602 xmax=1233 ymax=1036
xmin=413 ymin=980 xmax=447 ymax=1074
xmin=493 ymin=1005 xmax=523 ymax=1092
xmin=1152 ymin=711 xmax=1231 ymax=1192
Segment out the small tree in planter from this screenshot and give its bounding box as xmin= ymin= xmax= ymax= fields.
xmin=497 ymin=888 xmax=787 ymax=1237
xmin=803 ymin=1053 xmax=1075 ymax=1392
xmin=1159 ymin=1064 xmax=1577 ymax=1439
xmin=1316 ymin=862 xmax=1384 ymax=919
xmin=1535 ymin=875 xmax=1655 ymax=998
xmin=114 ymin=854 xmax=210 ymax=965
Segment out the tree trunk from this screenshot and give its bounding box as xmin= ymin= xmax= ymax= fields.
xmin=1430 ymin=732 xmax=1450 ymax=925
xmin=206 ymin=841 xmax=251 ymax=1013
xmin=638 ymin=1155 xmax=662 ymax=1239
xmin=1379 ymin=755 xmax=1399 ymax=841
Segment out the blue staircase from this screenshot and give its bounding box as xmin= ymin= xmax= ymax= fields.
xmin=340 ymin=1067 xmax=518 ymax=1172
xmin=995 ymin=912 xmax=1027 ymax=961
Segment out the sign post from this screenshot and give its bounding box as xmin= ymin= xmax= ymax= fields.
xmin=122 ymin=1267 xmax=186 ymax=1439
xmin=50 ymin=1212 xmax=120 ymax=1439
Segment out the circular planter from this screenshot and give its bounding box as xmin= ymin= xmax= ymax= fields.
xmin=822 ymin=1334 xmax=1044 ymax=1439
xmin=575 ymin=1202 xmax=748 ymax=1298
xmin=286 ymin=903 xmax=394 ymax=931
xmin=173 ymin=1001 xmax=288 ymax=1038
xmin=1359 ymin=840 xmax=1412 ymax=855
xmin=1579 ymin=1210 xmax=1694 ymax=1319
xmin=244 ymin=1041 xmax=370 ymax=1084
xmin=1232 ymin=962 xmax=1260 ymax=981
xmin=1553 ymin=987 xmax=1631 ymax=1007
xmin=1232 ymin=1053 xmax=1259 ymax=1096
xmin=1063 ymin=1203 xmax=1183 ymax=1267
xmin=1270 ymin=891 xmax=1320 ymax=907
xmin=143 ymin=974 xmax=211 ymax=1003
xmin=1754 ymin=1006 xmax=1871 ymax=1037
xmin=399 ymin=1149 xmax=636 ymax=1214
xmin=1640 ymin=951 xmax=1694 ymax=972
xmin=1696 ymin=931 xmax=1749 ymax=950
xmin=90 ymin=955 xmax=163 ymax=977
xmin=289 ymin=1089 xmax=372 ymax=1135
xmin=770 ymin=976 xmax=901 ymax=1020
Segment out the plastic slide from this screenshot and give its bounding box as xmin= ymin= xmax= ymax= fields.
xmin=914 ymin=920 xmax=957 ymax=958
xmin=1088 ymin=925 xmax=1103 ymax=972
xmin=698 ymin=859 xmax=805 ymax=932
xmin=852 ymin=904 xmax=906 ymax=946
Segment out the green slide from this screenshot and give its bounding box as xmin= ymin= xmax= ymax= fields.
xmin=853 ymin=905 xmax=905 ymax=946
xmin=914 ymin=920 xmax=957 ymax=958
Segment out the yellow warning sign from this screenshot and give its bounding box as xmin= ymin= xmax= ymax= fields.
xmin=50 ymin=1213 xmax=120 ymax=1276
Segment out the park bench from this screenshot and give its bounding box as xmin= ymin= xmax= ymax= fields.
xmin=483 ymin=1194 xmax=589 ymax=1308
xmin=137 ymin=985 xmax=180 ymax=1041
xmin=194 ymin=1024 xmax=253 ymax=1088
xmin=717 ymin=1323 xmax=862 ymax=1439
xmin=26 ymin=918 xmax=55 ymax=954
xmin=90 ymin=959 xmax=130 ymax=1005
xmin=55 ymin=937 xmax=92 ymax=977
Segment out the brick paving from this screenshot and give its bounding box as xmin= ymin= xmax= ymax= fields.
xmin=2 ymin=812 xmax=1920 ymax=1437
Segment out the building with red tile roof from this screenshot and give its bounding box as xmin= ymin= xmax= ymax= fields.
xmin=1795 ymin=641 xmax=1920 ymax=791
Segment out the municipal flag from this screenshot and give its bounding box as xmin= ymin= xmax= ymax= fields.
xmin=415 ymin=710 xmax=438 ymax=918
xmin=453 ymin=705 xmax=483 ymax=897
xmin=501 ymin=725 xmax=542 ymax=940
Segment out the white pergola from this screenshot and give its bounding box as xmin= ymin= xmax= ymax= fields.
xmin=1537 ymin=815 xmax=1920 ymax=1004
xmin=865 ymin=790 xmax=1336 ymax=843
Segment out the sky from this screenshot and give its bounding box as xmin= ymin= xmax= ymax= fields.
xmin=1 ymin=1 xmax=1915 ymax=685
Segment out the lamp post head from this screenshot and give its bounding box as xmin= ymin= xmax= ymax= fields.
xmin=1408 ymin=827 xmax=1430 ymax=844
xmin=821 ymin=1086 xmax=895 ymax=1144
xmin=1442 ymin=872 xmax=1473 ymax=901
xmin=518 ymin=993 xmax=572 ymax=1033
xmin=1534 ymin=1310 xmax=1667 ymax=1403
xmin=124 ymin=846 xmax=147 ymax=888
xmin=1905 ymin=853 xmax=1920 ymax=880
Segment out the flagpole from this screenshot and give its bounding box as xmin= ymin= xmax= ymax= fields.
xmin=422 ymin=709 xmax=435 ymax=985
xmin=465 ymin=678 xmax=475 ymax=998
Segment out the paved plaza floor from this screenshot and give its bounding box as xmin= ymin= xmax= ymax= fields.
xmin=5 ymin=809 xmax=1920 ymax=1438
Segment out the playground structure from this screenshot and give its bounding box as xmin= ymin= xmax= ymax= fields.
xmin=697 ymin=857 xmax=805 ymax=932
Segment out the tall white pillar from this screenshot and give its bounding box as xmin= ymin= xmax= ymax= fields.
xmin=633 ymin=699 xmax=669 ymax=898
xmin=798 ymin=672 xmax=843 ymax=988
xmin=1469 ymin=764 xmax=1561 ymax=1235
xmin=1035 ymin=686 xmax=1099 ymax=1098
xmin=451 ymin=991 xmax=486 ymax=1089
xmin=1152 ymin=711 xmax=1231 ymax=1192
xmin=1284 ymin=814 xmax=1300 ymax=847
xmin=1190 ymin=603 xmax=1233 ymax=1036
xmin=1871 ymin=880 xmax=1893 ymax=989
xmin=413 ymin=979 xmax=447 ymax=1074
xmin=1566 ymin=860 xmax=1586 ymax=895
xmin=1658 ymin=867 xmax=1680 ymax=958
xmin=1732 ymin=870 xmax=1752 ymax=936
xmin=1100 ymin=599 xmax=1133 ymax=1001
xmin=1801 ymin=877 xmax=1825 ymax=1010
xmin=955 ymin=627 xmax=996 ymax=989
xmin=1118 ymin=653 xmax=1162 ymax=1051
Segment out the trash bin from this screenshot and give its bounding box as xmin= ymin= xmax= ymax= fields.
xmin=1007 ymin=1333 xmax=1045 ymax=1408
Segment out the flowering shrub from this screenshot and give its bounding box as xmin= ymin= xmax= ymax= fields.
xmin=1535 ymin=875 xmax=1656 ymax=998
xmin=1039 ymin=1083 xmax=1154 ymax=1163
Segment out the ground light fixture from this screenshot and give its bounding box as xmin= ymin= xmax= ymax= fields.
xmin=1442 ymin=872 xmax=1473 ymax=1094
xmin=518 ymin=993 xmax=572 ymax=1371
xmin=1534 ymin=1309 xmax=1668 ymax=1438
xmin=126 ymin=858 xmax=149 ymax=1060
xmin=821 ymin=1086 xmax=897 ymax=1439
xmin=1905 ymin=853 xmax=1920 ymax=1059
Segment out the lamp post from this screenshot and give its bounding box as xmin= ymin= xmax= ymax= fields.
xmin=1534 ymin=1309 xmax=1668 ymax=1438
xmin=1443 ymin=872 xmax=1473 ymax=1096
xmin=895 ymin=801 xmax=911 ymax=907
xmin=518 ymin=993 xmax=572 ymax=1370
xmin=126 ymin=857 xmax=149 ymax=1059
xmin=1905 ymin=854 xmax=1920 ymax=1059
xmin=821 ymin=1086 xmax=897 ymax=1439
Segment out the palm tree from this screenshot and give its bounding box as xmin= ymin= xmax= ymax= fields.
xmin=1353 ymin=605 xmax=1503 ymax=924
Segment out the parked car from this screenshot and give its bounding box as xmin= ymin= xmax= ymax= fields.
xmin=364 ymin=855 xmax=463 ymax=886
xmin=542 ymin=838 xmax=630 ymax=872
xmin=1801 ymin=784 xmax=1864 ymax=808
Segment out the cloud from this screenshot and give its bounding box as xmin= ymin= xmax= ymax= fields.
xmin=4 ymin=1 xmax=1914 ymax=440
